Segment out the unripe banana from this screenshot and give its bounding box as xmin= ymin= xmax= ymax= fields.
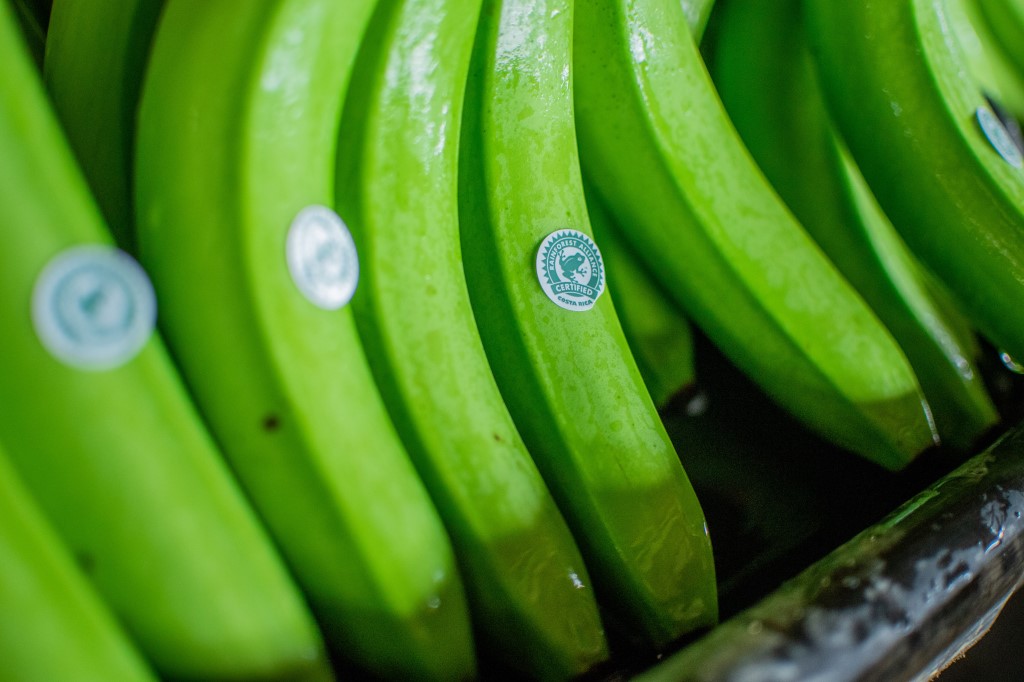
xmin=804 ymin=0 xmax=1024 ymax=368
xmin=976 ymin=0 xmax=1024 ymax=84
xmin=585 ymin=183 xmax=697 ymax=408
xmin=334 ymin=0 xmax=609 ymax=675
xmin=946 ymin=0 xmax=1024 ymax=121
xmin=44 ymin=0 xmax=165 ymax=251
xmin=0 ymin=446 xmax=155 ymax=682
xmin=135 ymin=1 xmax=475 ymax=678
xmin=459 ymin=0 xmax=718 ymax=649
xmin=707 ymin=0 xmax=998 ymax=452
xmin=574 ymin=0 xmax=938 ymax=468
xmin=0 ymin=4 xmax=330 ymax=679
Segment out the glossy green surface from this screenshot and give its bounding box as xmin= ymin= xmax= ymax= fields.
xmin=574 ymin=0 xmax=937 ymax=468
xmin=0 ymin=6 xmax=329 ymax=679
xmin=709 ymin=0 xmax=997 ymax=451
xmin=459 ymin=0 xmax=717 ymax=648
xmin=135 ymin=1 xmax=474 ymax=678
xmin=805 ymin=0 xmax=1024 ymax=363
xmin=335 ymin=0 xmax=608 ymax=674
xmin=0 ymin=449 xmax=155 ymax=682
xmin=44 ymin=0 xmax=165 ymax=251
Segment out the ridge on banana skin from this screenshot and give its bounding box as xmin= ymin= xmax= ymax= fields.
xmin=0 ymin=5 xmax=330 ymax=679
xmin=135 ymin=1 xmax=475 ymax=679
xmin=459 ymin=0 xmax=718 ymax=649
xmin=805 ymin=0 xmax=1024 ymax=369
xmin=573 ymin=0 xmax=939 ymax=468
xmin=44 ymin=0 xmax=165 ymax=252
xmin=0 ymin=448 xmax=156 ymax=682
xmin=707 ymin=0 xmax=998 ymax=452
xmin=334 ymin=0 xmax=610 ymax=674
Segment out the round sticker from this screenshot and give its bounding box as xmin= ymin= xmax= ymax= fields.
xmin=286 ymin=205 xmax=359 ymax=310
xmin=977 ymin=105 xmax=1023 ymax=169
xmin=536 ymin=229 xmax=606 ymax=311
xmin=32 ymin=245 xmax=157 ymax=370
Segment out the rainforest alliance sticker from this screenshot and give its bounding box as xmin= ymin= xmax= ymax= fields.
xmin=536 ymin=229 xmax=605 ymax=311
xmin=286 ymin=205 xmax=359 ymax=310
xmin=32 ymin=245 xmax=157 ymax=370
xmin=977 ymin=105 xmax=1023 ymax=169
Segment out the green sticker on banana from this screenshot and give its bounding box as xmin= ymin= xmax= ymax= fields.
xmin=536 ymin=229 xmax=605 ymax=311
xmin=286 ymin=205 xmax=359 ymax=310
xmin=32 ymin=245 xmax=156 ymax=370
xmin=977 ymin=105 xmax=1024 ymax=168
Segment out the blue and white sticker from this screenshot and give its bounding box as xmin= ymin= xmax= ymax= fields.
xmin=286 ymin=205 xmax=359 ymax=310
xmin=977 ymin=105 xmax=1023 ymax=169
xmin=536 ymin=229 xmax=605 ymax=312
xmin=32 ymin=246 xmax=157 ymax=370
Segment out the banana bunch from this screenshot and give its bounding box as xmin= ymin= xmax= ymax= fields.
xmin=6 ymin=0 xmax=1024 ymax=676
xmin=805 ymin=0 xmax=1024 ymax=373
xmin=134 ymin=1 xmax=476 ymax=678
xmin=0 ymin=2 xmax=330 ymax=679
xmin=459 ymin=0 xmax=717 ymax=649
xmin=706 ymin=0 xmax=999 ymax=452
xmin=334 ymin=0 xmax=607 ymax=674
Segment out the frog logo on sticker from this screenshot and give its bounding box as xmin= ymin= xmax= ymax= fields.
xmin=32 ymin=245 xmax=157 ymax=370
xmin=536 ymin=229 xmax=605 ymax=312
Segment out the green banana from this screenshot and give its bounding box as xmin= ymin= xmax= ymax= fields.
xmin=334 ymin=0 xmax=609 ymax=675
xmin=459 ymin=0 xmax=718 ymax=649
xmin=577 ymin=1 xmax=717 ymax=411
xmin=976 ymin=0 xmax=1024 ymax=85
xmin=43 ymin=0 xmax=164 ymax=251
xmin=681 ymin=0 xmax=716 ymax=37
xmin=804 ymin=0 xmax=1024 ymax=370
xmin=135 ymin=1 xmax=476 ymax=678
xmin=0 ymin=4 xmax=330 ymax=679
xmin=0 ymin=446 xmax=155 ymax=682
xmin=707 ymin=0 xmax=998 ymax=451
xmin=947 ymin=0 xmax=1024 ymax=121
xmin=573 ymin=0 xmax=938 ymax=468
xmin=585 ymin=182 xmax=697 ymax=408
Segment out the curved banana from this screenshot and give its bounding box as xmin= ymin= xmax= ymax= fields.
xmin=585 ymin=182 xmax=697 ymax=408
xmin=681 ymin=0 xmax=716 ymax=37
xmin=573 ymin=0 xmax=938 ymax=468
xmin=707 ymin=0 xmax=998 ymax=451
xmin=578 ymin=0 xmax=715 ymax=411
xmin=0 ymin=5 xmax=330 ymax=680
xmin=0 ymin=447 xmax=156 ymax=682
xmin=804 ymin=0 xmax=1024 ymax=367
xmin=459 ymin=0 xmax=718 ymax=649
xmin=44 ymin=0 xmax=164 ymax=251
xmin=135 ymin=1 xmax=475 ymax=678
xmin=334 ymin=0 xmax=609 ymax=675
xmin=946 ymin=0 xmax=1024 ymax=121
xmin=976 ymin=0 xmax=1024 ymax=84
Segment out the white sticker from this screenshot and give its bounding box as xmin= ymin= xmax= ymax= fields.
xmin=977 ymin=105 xmax=1023 ymax=169
xmin=536 ymin=229 xmax=606 ymax=312
xmin=32 ymin=246 xmax=157 ymax=370
xmin=286 ymin=205 xmax=359 ymax=310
